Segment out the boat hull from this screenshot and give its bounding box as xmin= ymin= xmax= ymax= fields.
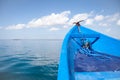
xmin=58 ymin=26 xmax=120 ymax=80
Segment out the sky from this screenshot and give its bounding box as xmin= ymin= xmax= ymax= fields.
xmin=0 ymin=0 xmax=120 ymax=39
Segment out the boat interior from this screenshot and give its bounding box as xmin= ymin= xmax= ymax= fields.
xmin=68 ymin=26 xmax=120 ymax=80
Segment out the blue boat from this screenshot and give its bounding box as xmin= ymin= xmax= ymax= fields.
xmin=58 ymin=24 xmax=120 ymax=80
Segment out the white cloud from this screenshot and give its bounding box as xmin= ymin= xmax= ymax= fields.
xmin=6 ymin=24 xmax=25 ymax=30
xmin=49 ymin=27 xmax=60 ymax=31
xmin=27 ymin=11 xmax=70 ymax=28
xmin=3 ymin=11 xmax=120 ymax=39
xmin=94 ymin=15 xmax=104 ymax=21
xmin=117 ymin=20 xmax=120 ymax=26
xmin=85 ymin=19 xmax=94 ymax=25
xmin=80 ymin=12 xmax=120 ymax=39
xmin=106 ymin=13 xmax=120 ymax=22
xmin=63 ymin=25 xmax=69 ymax=28
xmin=99 ymin=23 xmax=109 ymax=27
xmin=69 ymin=13 xmax=89 ymax=25
xmin=106 ymin=28 xmax=111 ymax=32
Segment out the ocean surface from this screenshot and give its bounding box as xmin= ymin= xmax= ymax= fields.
xmin=0 ymin=39 xmax=62 ymax=80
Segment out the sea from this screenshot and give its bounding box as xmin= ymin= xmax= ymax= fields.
xmin=0 ymin=39 xmax=62 ymax=80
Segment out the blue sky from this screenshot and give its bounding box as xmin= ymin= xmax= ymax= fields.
xmin=0 ymin=0 xmax=120 ymax=39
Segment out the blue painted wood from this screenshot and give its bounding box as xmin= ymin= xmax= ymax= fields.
xmin=71 ymin=33 xmax=100 ymax=38
xmin=80 ymin=26 xmax=120 ymax=57
xmin=58 ymin=26 xmax=76 ymax=80
xmin=58 ymin=25 xmax=120 ymax=80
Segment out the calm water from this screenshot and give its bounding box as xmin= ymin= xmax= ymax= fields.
xmin=0 ymin=39 xmax=62 ymax=80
